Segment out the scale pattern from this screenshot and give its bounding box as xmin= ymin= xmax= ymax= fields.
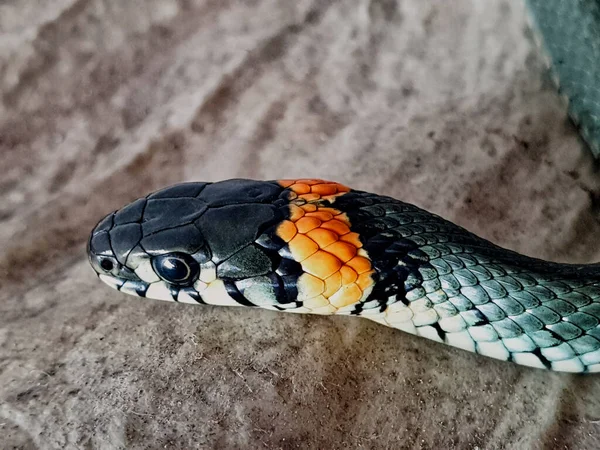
xmin=526 ymin=0 xmax=600 ymax=157
xmin=275 ymin=180 xmax=375 ymax=314
xmin=331 ymin=190 xmax=600 ymax=373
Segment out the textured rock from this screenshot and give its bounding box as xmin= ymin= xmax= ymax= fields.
xmin=2 ymin=1 xmax=600 ymax=448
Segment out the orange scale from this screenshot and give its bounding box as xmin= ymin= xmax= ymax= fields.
xmin=276 ymin=220 xmax=297 ymax=243
xmin=278 ymin=180 xmax=295 ymax=188
xmin=305 ymin=211 xmax=334 ymax=221
xmin=357 ymin=272 xmax=375 ymax=290
xmin=299 ymin=193 xmax=321 ymax=202
xmin=289 ymin=204 xmax=305 ymax=221
xmin=292 ymin=183 xmax=311 ymax=194
xmin=339 ymin=232 xmax=362 ymax=247
xmin=347 ymin=255 xmax=372 ymax=274
xmin=297 ymin=273 xmax=325 ymax=299
xmin=307 ymin=228 xmax=338 ymax=248
xmin=300 ymin=203 xmax=318 ymax=213
xmin=302 ymin=250 xmax=342 ymax=280
xmin=321 ymin=219 xmax=351 ymax=236
xmin=288 ymin=234 xmax=319 ymax=261
xmin=296 ymin=216 xmax=322 ymax=234
xmin=303 ymin=295 xmax=330 ymax=309
xmin=340 ymin=265 xmax=358 ymax=284
xmin=311 ymin=183 xmax=340 ymax=196
xmin=324 ymin=241 xmax=357 ymax=263
xmin=329 ymin=283 xmax=363 ymax=308
xmin=323 ymin=271 xmax=342 ymax=298
xmin=296 ymin=179 xmax=325 ymax=185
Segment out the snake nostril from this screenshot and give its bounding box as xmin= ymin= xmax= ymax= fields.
xmin=100 ymin=258 xmax=114 ymax=272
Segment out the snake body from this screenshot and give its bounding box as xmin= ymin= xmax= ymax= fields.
xmin=88 ymin=179 xmax=600 ymax=373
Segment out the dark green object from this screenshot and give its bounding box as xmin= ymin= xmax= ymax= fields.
xmin=526 ymin=0 xmax=600 ymax=157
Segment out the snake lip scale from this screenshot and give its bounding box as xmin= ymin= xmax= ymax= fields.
xmin=88 ymin=178 xmax=600 ymax=373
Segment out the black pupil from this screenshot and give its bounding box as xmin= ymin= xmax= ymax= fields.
xmin=100 ymin=259 xmax=114 ymax=271
xmin=161 ymin=258 xmax=190 ymax=281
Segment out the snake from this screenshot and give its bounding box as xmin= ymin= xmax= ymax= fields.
xmin=87 ymin=3 xmax=600 ymax=373
xmin=88 ymin=179 xmax=600 ymax=374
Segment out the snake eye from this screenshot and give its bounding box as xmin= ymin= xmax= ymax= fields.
xmin=152 ymin=253 xmax=200 ymax=286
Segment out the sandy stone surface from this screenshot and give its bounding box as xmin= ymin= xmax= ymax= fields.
xmin=2 ymin=0 xmax=600 ymax=448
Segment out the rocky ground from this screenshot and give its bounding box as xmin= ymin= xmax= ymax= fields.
xmin=2 ymin=0 xmax=600 ymax=448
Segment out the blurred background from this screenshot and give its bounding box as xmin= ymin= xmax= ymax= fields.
xmin=2 ymin=0 xmax=600 ymax=448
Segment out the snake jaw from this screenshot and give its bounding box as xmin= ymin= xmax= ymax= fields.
xmin=98 ymin=270 xmax=208 ymax=304
xmin=120 ymin=279 xmax=151 ymax=298
xmin=98 ymin=274 xmax=124 ymax=290
xmin=97 ymin=274 xmax=148 ymax=297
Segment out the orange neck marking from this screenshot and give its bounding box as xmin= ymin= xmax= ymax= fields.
xmin=276 ymin=179 xmax=374 ymax=314
xmin=278 ymin=179 xmax=350 ymax=203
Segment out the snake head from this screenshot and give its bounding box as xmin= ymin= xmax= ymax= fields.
xmin=87 ymin=179 xmax=295 ymax=303
xmin=88 ymin=178 xmax=370 ymax=313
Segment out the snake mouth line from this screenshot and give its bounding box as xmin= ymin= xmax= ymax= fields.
xmin=98 ymin=274 xmax=206 ymax=304
xmin=99 ymin=274 xmax=149 ymax=297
